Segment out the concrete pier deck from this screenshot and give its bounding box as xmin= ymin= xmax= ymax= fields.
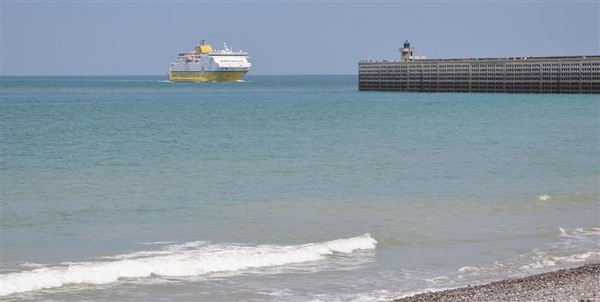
xmin=359 ymin=55 xmax=600 ymax=93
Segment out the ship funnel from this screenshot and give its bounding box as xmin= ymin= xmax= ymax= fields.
xmin=195 ymin=40 xmax=213 ymax=54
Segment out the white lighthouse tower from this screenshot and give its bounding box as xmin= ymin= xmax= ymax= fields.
xmin=400 ymin=40 xmax=414 ymax=62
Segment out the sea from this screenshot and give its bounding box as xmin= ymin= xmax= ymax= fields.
xmin=1 ymin=75 xmax=599 ymax=301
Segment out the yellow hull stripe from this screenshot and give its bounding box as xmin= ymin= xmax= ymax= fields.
xmin=169 ymin=71 xmax=247 ymax=82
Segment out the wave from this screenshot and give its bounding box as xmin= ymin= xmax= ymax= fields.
xmin=454 ymin=227 xmax=600 ymax=276
xmin=519 ymin=251 xmax=600 ymax=270
xmin=0 ymin=234 xmax=376 ymax=296
xmin=558 ymin=227 xmax=600 ymax=239
xmin=538 ymin=194 xmax=551 ymax=201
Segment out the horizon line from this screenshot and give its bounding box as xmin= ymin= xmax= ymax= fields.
xmin=0 ymin=73 xmax=359 ymax=77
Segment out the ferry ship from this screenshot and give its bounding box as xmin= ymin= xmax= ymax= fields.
xmin=169 ymin=40 xmax=251 ymax=82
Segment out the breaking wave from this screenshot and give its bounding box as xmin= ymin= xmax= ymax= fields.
xmin=454 ymin=227 xmax=600 ymax=276
xmin=520 ymin=251 xmax=600 ymax=270
xmin=0 ymin=234 xmax=376 ymax=296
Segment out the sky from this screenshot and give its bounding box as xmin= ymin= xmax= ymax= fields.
xmin=1 ymin=0 xmax=598 ymax=75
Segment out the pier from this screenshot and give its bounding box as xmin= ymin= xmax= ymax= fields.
xmin=359 ymin=41 xmax=600 ymax=93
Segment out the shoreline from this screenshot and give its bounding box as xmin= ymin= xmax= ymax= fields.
xmin=393 ymin=263 xmax=600 ymax=302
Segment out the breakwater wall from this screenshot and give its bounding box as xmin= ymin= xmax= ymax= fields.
xmin=358 ymin=56 xmax=600 ymax=93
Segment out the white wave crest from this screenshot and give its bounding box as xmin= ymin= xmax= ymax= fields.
xmin=558 ymin=227 xmax=600 ymax=239
xmin=520 ymin=251 xmax=600 ymax=270
xmin=457 ymin=266 xmax=480 ymax=273
xmin=0 ymin=234 xmax=376 ymax=296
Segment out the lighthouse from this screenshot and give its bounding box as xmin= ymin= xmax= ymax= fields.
xmin=400 ymin=40 xmax=414 ymax=62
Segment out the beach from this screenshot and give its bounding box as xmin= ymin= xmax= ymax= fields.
xmin=394 ymin=263 xmax=600 ymax=302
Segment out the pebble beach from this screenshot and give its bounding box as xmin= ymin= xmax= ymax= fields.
xmin=394 ymin=263 xmax=600 ymax=302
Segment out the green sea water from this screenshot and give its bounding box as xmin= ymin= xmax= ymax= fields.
xmin=1 ymin=75 xmax=598 ymax=301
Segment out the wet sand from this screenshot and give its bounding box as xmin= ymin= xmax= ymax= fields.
xmin=393 ymin=263 xmax=600 ymax=302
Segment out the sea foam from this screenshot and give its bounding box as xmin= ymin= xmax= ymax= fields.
xmin=0 ymin=234 xmax=376 ymax=296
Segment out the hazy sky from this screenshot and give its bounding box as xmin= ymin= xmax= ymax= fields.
xmin=1 ymin=0 xmax=598 ymax=75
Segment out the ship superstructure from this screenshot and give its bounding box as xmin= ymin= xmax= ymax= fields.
xmin=169 ymin=40 xmax=251 ymax=82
